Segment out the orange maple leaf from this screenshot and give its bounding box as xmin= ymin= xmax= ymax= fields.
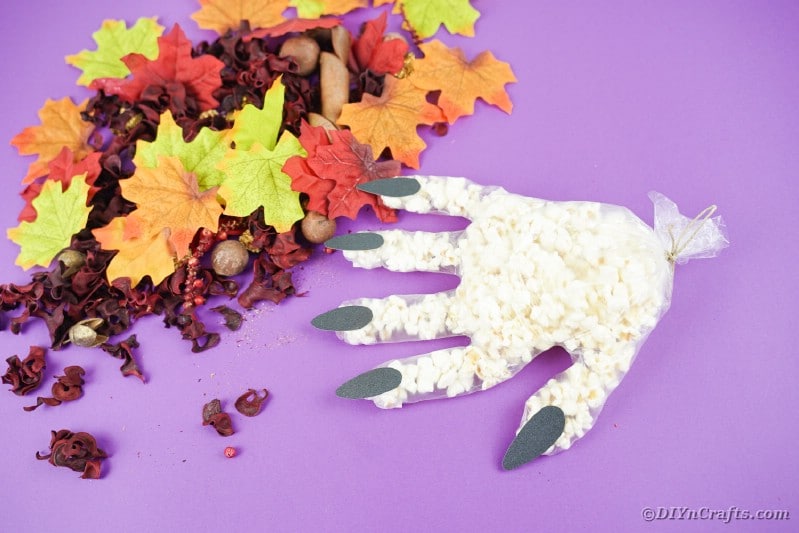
xmin=191 ymin=0 xmax=289 ymax=34
xmin=120 ymin=155 xmax=222 ymax=258
xmin=10 ymin=97 xmax=95 ymax=184
xmin=409 ymin=40 xmax=517 ymax=124
xmin=92 ymin=215 xmax=176 ymax=286
xmin=336 ymin=76 xmax=445 ymax=168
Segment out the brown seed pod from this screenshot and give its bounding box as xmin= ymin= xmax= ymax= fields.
xmin=279 ymin=36 xmax=320 ymax=76
xmin=301 ymin=211 xmax=337 ymax=244
xmin=68 ymin=318 xmax=108 ymax=348
xmin=320 ymin=52 xmax=349 ymax=123
xmin=331 ymin=25 xmax=351 ymax=63
xmin=56 ymin=249 xmax=86 ymax=278
xmin=211 ymin=240 xmax=250 ymax=276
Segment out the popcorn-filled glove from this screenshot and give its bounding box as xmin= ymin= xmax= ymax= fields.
xmin=313 ymin=176 xmax=728 ymax=470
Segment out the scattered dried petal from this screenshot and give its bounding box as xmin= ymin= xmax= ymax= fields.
xmin=36 ymin=429 xmax=108 ymax=479
xmin=100 ymin=335 xmax=145 ymax=382
xmin=2 ymin=346 xmax=46 ymax=395
xmin=210 ymin=305 xmax=244 ymax=331
xmin=202 ymin=398 xmax=234 ymax=436
xmin=234 ymin=388 xmax=269 ymax=416
xmin=25 ymin=365 xmax=85 ymax=411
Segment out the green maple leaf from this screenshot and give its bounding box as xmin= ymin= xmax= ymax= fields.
xmin=230 ymin=76 xmax=286 ymax=151
xmin=218 ymin=132 xmax=306 ymax=232
xmin=7 ymin=176 xmax=91 ymax=269
xmin=289 ymin=0 xmax=326 ymax=18
xmin=133 ymin=110 xmax=230 ymax=190
xmin=399 ymin=0 xmax=480 ymax=39
xmin=66 ymin=17 xmax=165 ymax=86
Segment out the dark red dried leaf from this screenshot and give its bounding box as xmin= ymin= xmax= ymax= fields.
xmin=36 ymin=429 xmax=107 ymax=479
xmin=234 ymin=388 xmax=269 ymax=417
xmin=2 ymin=346 xmax=46 ymax=395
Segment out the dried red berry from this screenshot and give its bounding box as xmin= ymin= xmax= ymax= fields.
xmin=224 ymin=446 xmax=236 ymax=458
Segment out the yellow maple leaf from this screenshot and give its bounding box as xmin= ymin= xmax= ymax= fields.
xmin=10 ymin=97 xmax=94 ymax=184
xmin=121 ymin=155 xmax=222 ymax=258
xmin=92 ymin=215 xmax=175 ymax=286
xmin=336 ymin=76 xmax=445 ymax=168
xmin=191 ymin=0 xmax=289 ymax=34
xmin=410 ymin=40 xmax=516 ymax=123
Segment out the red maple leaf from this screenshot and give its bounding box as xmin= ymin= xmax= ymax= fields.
xmin=353 ymin=12 xmax=408 ymax=75
xmin=90 ymin=24 xmax=224 ymax=111
xmin=18 ymin=147 xmax=103 ymax=222
xmin=284 ymin=122 xmax=400 ymax=222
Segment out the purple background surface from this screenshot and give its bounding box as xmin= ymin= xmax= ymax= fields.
xmin=1 ymin=1 xmax=797 ymax=531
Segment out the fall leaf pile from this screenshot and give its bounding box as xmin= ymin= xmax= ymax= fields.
xmin=2 ymin=1 xmax=516 ymax=382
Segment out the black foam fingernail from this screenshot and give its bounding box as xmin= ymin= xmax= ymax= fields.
xmin=325 ymin=232 xmax=384 ymax=251
xmin=502 ymin=406 xmax=566 ymax=471
xmin=336 ymin=367 xmax=403 ymax=399
xmin=357 ymin=177 xmax=421 ymax=197
xmin=311 ymin=305 xmax=373 ymax=331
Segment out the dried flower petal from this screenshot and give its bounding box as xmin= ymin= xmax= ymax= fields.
xmin=2 ymin=346 xmax=46 ymax=395
xmin=210 ymin=305 xmax=244 ymax=331
xmin=202 ymin=398 xmax=234 ymax=436
xmin=100 ymin=335 xmax=145 ymax=382
xmin=36 ymin=429 xmax=108 ymax=479
xmin=234 ymin=388 xmax=269 ymax=416
xmin=25 ymin=365 xmax=85 ymax=411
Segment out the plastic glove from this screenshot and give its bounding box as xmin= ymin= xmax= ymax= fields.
xmin=313 ymin=176 xmax=727 ymax=470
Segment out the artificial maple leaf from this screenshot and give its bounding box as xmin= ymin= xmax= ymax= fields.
xmin=92 ymin=215 xmax=175 ymax=286
xmin=353 ymin=12 xmax=409 ymax=75
xmin=390 ymin=0 xmax=480 ymax=39
xmin=121 ymin=155 xmax=222 ymax=258
xmin=65 ymin=17 xmax=164 ymax=86
xmin=18 ymin=148 xmax=103 ymax=222
xmin=410 ymin=40 xmax=516 ymax=123
xmin=133 ymin=110 xmax=230 ymax=190
xmin=289 ymin=0 xmax=367 ymax=18
xmin=90 ymin=24 xmax=224 ymax=111
xmin=7 ymin=177 xmax=91 ymax=269
xmin=10 ymin=97 xmax=95 ymax=184
xmin=336 ymin=75 xmax=445 ymax=168
xmin=218 ymin=132 xmax=306 ymax=232
xmin=245 ymin=17 xmax=341 ymax=40
xmin=191 ymin=0 xmax=289 ymax=34
xmin=230 ymin=76 xmax=285 ymax=151
xmin=284 ymin=122 xmax=399 ymax=221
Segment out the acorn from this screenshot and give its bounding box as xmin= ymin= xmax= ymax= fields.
xmin=211 ymin=240 xmax=250 ymax=276
xmin=301 ymin=211 xmax=337 ymax=244
xmin=68 ymin=318 xmax=108 ymax=348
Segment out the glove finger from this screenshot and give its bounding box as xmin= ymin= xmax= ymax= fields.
xmin=325 ymin=229 xmax=461 ymax=273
